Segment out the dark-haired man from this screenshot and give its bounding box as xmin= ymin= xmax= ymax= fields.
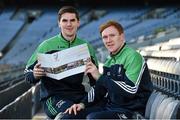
xmin=24 ymin=6 xmax=98 ymax=119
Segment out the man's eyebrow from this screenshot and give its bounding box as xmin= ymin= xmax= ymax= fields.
xmin=62 ymin=19 xmax=68 ymax=21
xmin=102 ymin=35 xmax=108 ymax=38
xmin=70 ymin=19 xmax=76 ymax=21
xmin=61 ymin=18 xmax=76 ymax=21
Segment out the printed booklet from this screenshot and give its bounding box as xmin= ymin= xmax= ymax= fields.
xmin=37 ymin=44 xmax=90 ymax=80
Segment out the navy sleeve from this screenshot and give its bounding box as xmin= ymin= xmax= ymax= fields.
xmin=97 ymin=64 xmax=143 ymax=98
xmin=80 ymin=84 xmax=107 ymax=107
xmin=24 ymin=62 xmax=40 ymax=85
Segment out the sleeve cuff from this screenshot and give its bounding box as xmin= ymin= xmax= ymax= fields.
xmin=25 ymin=72 xmax=39 ymax=84
xmin=79 ymin=103 xmax=85 ymax=109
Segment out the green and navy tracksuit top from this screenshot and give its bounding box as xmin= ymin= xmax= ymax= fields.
xmin=24 ymin=34 xmax=98 ymax=102
xmin=81 ymin=43 xmax=153 ymax=115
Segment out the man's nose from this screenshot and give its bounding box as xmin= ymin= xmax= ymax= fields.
xmin=67 ymin=21 xmax=72 ymax=26
xmin=106 ymin=36 xmax=111 ymax=42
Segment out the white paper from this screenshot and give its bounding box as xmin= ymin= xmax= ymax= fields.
xmin=37 ymin=44 xmax=91 ymax=80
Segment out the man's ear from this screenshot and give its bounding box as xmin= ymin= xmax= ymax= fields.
xmin=58 ymin=21 xmax=60 ymax=28
xmin=77 ymin=20 xmax=80 ymax=28
xmin=120 ymin=33 xmax=125 ymax=41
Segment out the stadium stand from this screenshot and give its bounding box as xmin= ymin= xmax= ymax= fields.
xmin=0 ymin=20 xmax=25 ymax=52
xmin=138 ymin=37 xmax=180 ymax=119
xmin=0 ymin=7 xmax=15 ymax=20
xmin=0 ymin=3 xmax=180 ymax=119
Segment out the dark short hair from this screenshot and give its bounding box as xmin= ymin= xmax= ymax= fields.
xmin=99 ymin=20 xmax=124 ymax=35
xmin=58 ymin=6 xmax=79 ymax=21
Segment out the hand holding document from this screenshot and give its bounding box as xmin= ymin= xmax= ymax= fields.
xmin=37 ymin=44 xmax=90 ymax=80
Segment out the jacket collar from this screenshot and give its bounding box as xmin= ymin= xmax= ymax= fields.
xmin=59 ymin=33 xmax=77 ymax=44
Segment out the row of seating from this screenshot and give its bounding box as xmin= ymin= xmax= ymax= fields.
xmin=139 ymin=37 xmax=180 ymax=51
xmin=145 ymin=91 xmax=179 ymax=119
xmin=0 ymin=20 xmax=25 ymax=51
xmin=0 ymin=65 xmax=24 ymax=86
xmin=147 ymin=59 xmax=180 ymax=75
xmin=138 ymin=37 xmax=180 ymax=119
xmin=0 ymin=80 xmax=39 ymax=119
xmin=0 ymin=86 xmax=33 ymax=119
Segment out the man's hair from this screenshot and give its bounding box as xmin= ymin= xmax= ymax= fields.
xmin=58 ymin=6 xmax=79 ymax=21
xmin=99 ymin=20 xmax=124 ymax=35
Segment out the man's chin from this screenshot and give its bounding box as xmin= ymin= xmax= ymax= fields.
xmin=108 ymin=48 xmax=114 ymax=52
xmin=109 ymin=49 xmax=117 ymax=54
xmin=66 ymin=34 xmax=74 ymax=37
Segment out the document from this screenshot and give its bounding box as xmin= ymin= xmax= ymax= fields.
xmin=37 ymin=44 xmax=90 ymax=80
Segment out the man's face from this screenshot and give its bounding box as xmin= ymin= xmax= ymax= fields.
xmin=101 ymin=26 xmax=124 ymax=54
xmin=58 ymin=13 xmax=80 ymax=40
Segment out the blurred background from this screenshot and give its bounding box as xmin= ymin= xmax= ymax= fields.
xmin=0 ymin=0 xmax=180 ymax=119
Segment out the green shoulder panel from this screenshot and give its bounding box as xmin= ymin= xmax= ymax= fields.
xmin=26 ymin=40 xmax=49 ymax=68
xmin=125 ymin=50 xmax=143 ymax=84
xmin=26 ymin=35 xmax=59 ymax=68
xmin=103 ymin=45 xmax=144 ymax=84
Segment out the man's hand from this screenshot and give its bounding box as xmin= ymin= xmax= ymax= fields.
xmin=64 ymin=103 xmax=85 ymax=115
xmin=85 ymin=61 xmax=101 ymax=80
xmin=33 ymin=63 xmax=46 ymax=80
